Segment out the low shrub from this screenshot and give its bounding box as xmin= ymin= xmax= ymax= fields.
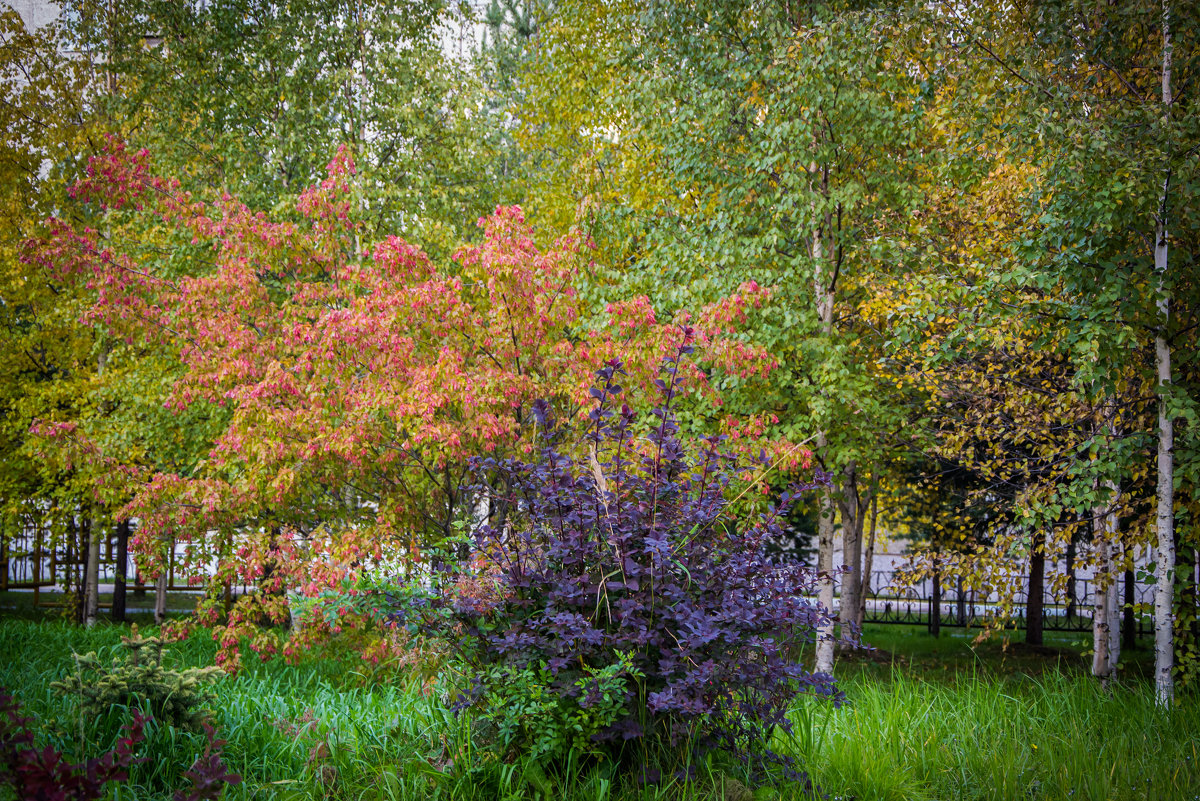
xmin=173 ymin=722 xmax=243 ymax=801
xmin=1 ymin=685 xmax=240 ymax=801
xmin=0 ymin=691 xmax=146 ymax=801
xmin=403 ymin=346 xmax=842 ymax=783
xmin=50 ymin=624 xmax=223 ymax=732
xmin=471 ymin=653 xmax=642 ymax=762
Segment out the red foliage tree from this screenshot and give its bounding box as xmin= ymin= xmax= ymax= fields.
xmin=28 ymin=141 xmax=801 ymax=669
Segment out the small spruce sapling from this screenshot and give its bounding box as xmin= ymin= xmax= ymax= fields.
xmin=51 ymin=624 xmax=223 ymax=732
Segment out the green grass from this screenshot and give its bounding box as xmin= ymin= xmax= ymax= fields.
xmin=843 ymin=622 xmax=1162 ymax=685
xmin=0 ymin=589 xmax=199 ymax=623
xmin=0 ymin=619 xmax=1196 ymax=800
xmin=793 ymin=671 xmax=1198 ymax=801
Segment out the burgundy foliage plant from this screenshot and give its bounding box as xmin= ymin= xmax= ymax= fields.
xmin=0 ymin=691 xmax=146 ymax=801
xmin=409 ymin=343 xmax=842 ymax=781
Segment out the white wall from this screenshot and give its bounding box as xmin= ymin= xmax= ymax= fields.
xmin=5 ymin=1 xmax=60 ymax=31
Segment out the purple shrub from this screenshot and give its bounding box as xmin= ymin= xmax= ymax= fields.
xmin=0 ymin=691 xmax=241 ymax=801
xmin=419 ymin=342 xmax=843 ymax=781
xmin=173 ymin=722 xmax=243 ymax=801
xmin=0 ymin=691 xmax=146 ymax=801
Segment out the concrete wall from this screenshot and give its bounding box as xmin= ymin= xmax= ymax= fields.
xmin=5 ymin=1 xmax=60 ymax=31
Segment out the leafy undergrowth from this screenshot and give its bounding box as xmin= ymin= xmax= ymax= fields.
xmin=1 ymin=619 xmax=1196 ymax=801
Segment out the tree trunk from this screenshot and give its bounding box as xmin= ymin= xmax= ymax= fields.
xmin=1104 ymin=580 xmax=1122 ymax=672
xmin=815 ymin=455 xmax=836 ymax=673
xmin=1092 ymin=512 xmax=1114 ymax=680
xmin=83 ymin=515 xmax=100 ymax=627
xmin=154 ymin=571 xmax=168 ymax=624
xmin=1026 ymin=529 xmax=1045 ymax=647
xmin=812 ymin=180 xmax=837 ymax=675
xmin=70 ymin=515 xmax=84 ymax=624
xmin=1124 ymin=555 xmax=1137 ymax=652
xmin=837 ymin=462 xmax=864 ymax=640
xmin=930 ymin=565 xmax=941 ymax=638
xmin=1154 ymin=384 xmax=1174 ymax=705
xmin=1153 ymin=0 xmax=1175 ymax=707
xmin=1107 ymin=512 xmax=1122 ymax=671
xmin=112 ymin=520 xmax=129 ymax=623
xmin=84 ymin=322 xmax=109 ymax=629
xmin=84 ymin=519 xmax=100 ymax=628
xmin=1094 ymin=556 xmax=1108 ymax=676
xmin=856 ymin=491 xmax=878 ymax=630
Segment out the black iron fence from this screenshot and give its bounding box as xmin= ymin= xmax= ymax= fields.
xmin=856 ymin=570 xmax=1154 ymax=637
xmin=1 ymin=520 xmax=252 ymax=612
xmin=3 ymin=518 xmax=1157 ymax=638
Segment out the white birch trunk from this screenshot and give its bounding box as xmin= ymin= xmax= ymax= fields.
xmin=815 ymin=453 xmax=836 ymax=673
xmin=1153 ymin=0 xmax=1175 ymax=707
xmin=1154 ymin=300 xmax=1174 ymax=706
xmin=84 ymin=515 xmax=100 ymax=627
xmin=857 ymin=491 xmax=878 ymax=629
xmin=1092 ymin=529 xmax=1112 ymax=680
xmin=1107 ymin=574 xmax=1122 ymax=670
xmin=813 ymin=207 xmax=836 ymax=674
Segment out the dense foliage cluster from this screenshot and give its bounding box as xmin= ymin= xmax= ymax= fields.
xmin=0 ymin=692 xmax=146 ymax=801
xmin=25 ymin=139 xmax=788 ymax=671
xmin=50 ymin=625 xmax=222 ymax=732
xmin=0 ymin=689 xmax=240 ymax=801
xmin=406 ymin=352 xmax=842 ymax=779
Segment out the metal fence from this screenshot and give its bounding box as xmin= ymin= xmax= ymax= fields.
xmin=858 ymin=570 xmax=1154 ymax=636
xmin=1 ymin=518 xmax=1157 ymax=637
xmin=1 ymin=519 xmax=248 ymax=611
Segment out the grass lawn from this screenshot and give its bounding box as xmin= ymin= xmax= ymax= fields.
xmin=0 ymin=589 xmax=200 ymax=622
xmin=0 ymin=617 xmax=1195 ymax=800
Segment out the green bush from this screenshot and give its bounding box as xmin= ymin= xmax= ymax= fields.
xmin=472 ymin=653 xmax=642 ymax=761
xmin=51 ymin=624 xmax=223 ymax=732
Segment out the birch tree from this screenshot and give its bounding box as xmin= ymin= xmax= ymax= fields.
xmin=517 ymin=0 xmax=941 ymax=670
xmin=925 ymin=0 xmax=1199 ymax=689
xmin=1153 ymin=0 xmax=1176 ymax=706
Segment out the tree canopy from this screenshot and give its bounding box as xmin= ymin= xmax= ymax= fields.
xmin=3 ymin=0 xmax=1198 ymax=698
